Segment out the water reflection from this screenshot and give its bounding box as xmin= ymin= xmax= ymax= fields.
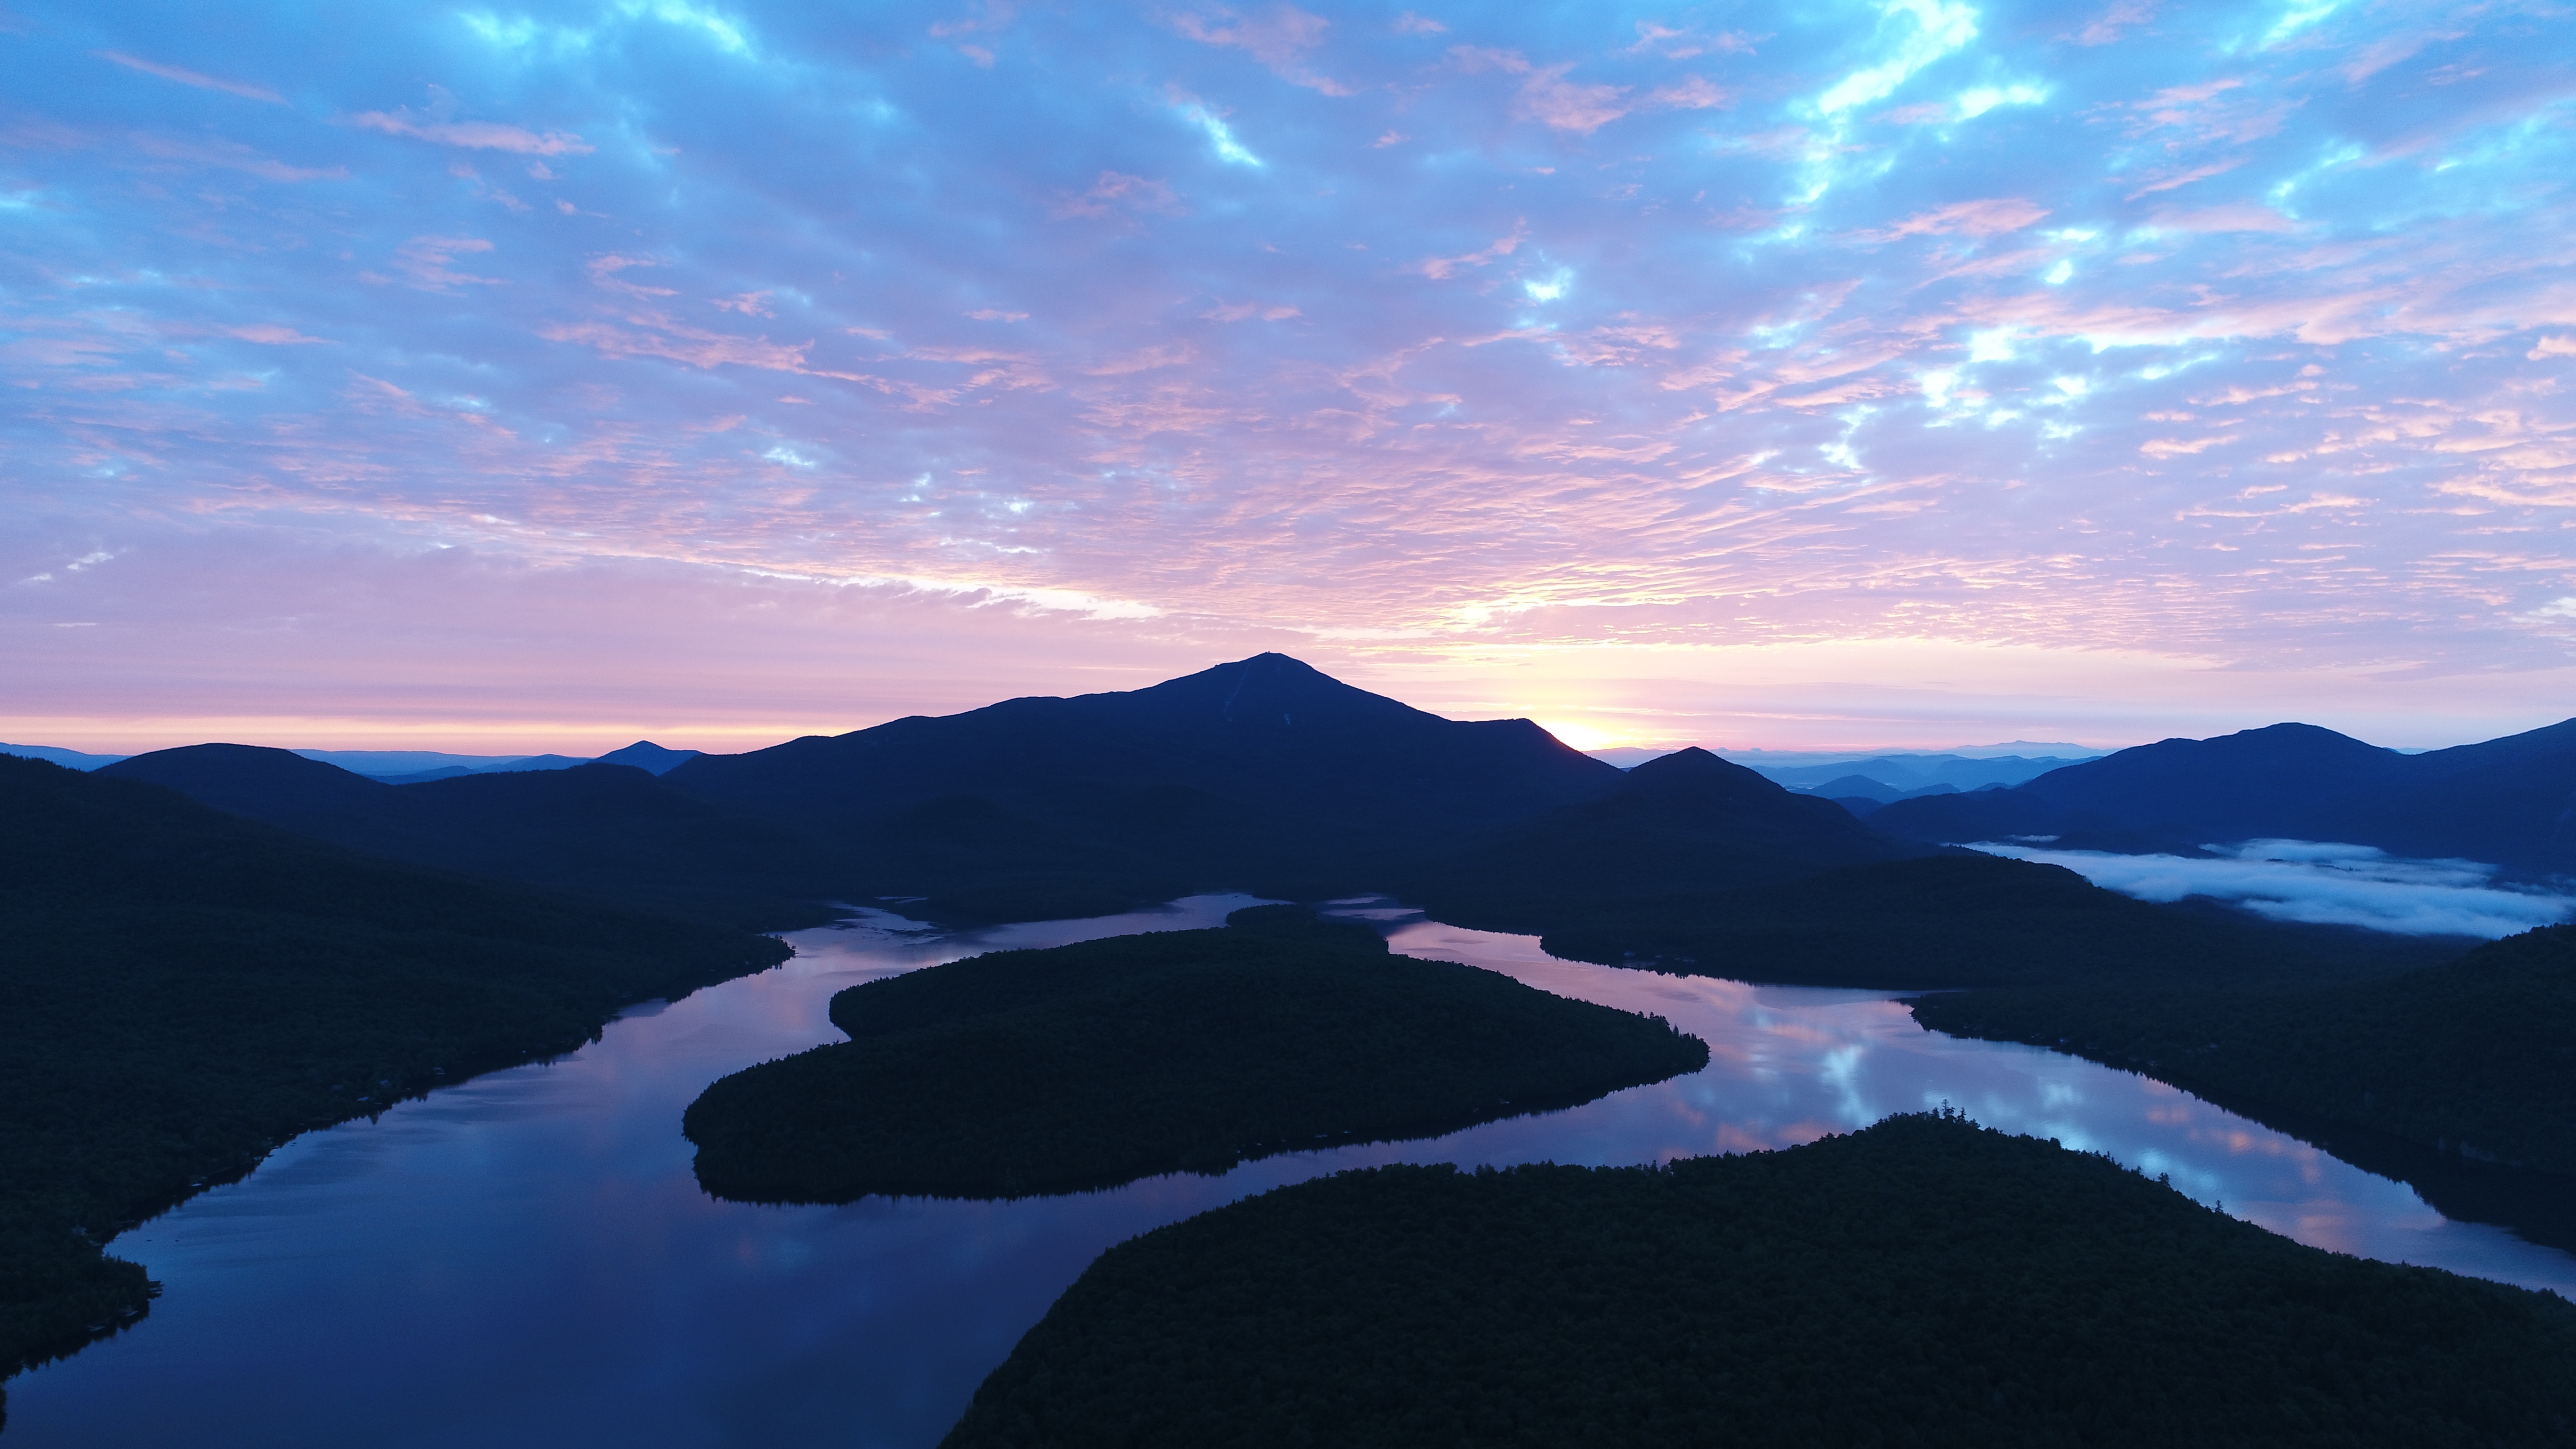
xmin=11 ymin=895 xmax=2574 ymax=1448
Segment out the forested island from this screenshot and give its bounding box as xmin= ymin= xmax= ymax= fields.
xmin=0 ymin=757 xmax=794 ymax=1419
xmin=945 ymin=1111 xmax=2576 ymax=1448
xmin=681 ymin=906 xmax=1707 ymax=1202
xmin=1912 ymin=923 xmax=2576 ymax=1177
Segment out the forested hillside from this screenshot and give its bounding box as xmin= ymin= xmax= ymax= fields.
xmin=683 ymin=907 xmax=1706 ymax=1201
xmin=947 ymin=1111 xmax=2576 ymax=1448
xmin=1912 ymin=923 xmax=2576 ymax=1176
xmin=0 ymin=757 xmax=791 ymax=1415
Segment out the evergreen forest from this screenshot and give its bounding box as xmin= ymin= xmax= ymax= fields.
xmin=0 ymin=757 xmax=792 ymax=1421
xmin=681 ymin=906 xmax=1707 ymax=1202
xmin=1911 ymin=922 xmax=2576 ymax=1175
xmin=945 ymin=1111 xmax=2576 ymax=1449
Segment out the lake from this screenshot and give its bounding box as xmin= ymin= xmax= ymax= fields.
xmin=10 ymin=894 xmax=2574 ymax=1447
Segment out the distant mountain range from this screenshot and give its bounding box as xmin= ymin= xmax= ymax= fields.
xmin=86 ymin=656 xmax=1957 ymax=928
xmin=97 ymin=747 xmax=832 ymax=930
xmin=1 ymin=740 xmax=702 ymax=781
xmin=1871 ymin=720 xmax=2576 ymax=878
xmin=65 ymin=656 xmax=2576 ymax=927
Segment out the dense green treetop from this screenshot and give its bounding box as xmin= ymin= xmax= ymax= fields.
xmin=948 ymin=1111 xmax=2576 ymax=1449
xmin=682 ymin=907 xmax=1707 ymax=1203
xmin=0 ymin=756 xmax=790 ymax=1404
xmin=1913 ymin=922 xmax=2576 ymax=1177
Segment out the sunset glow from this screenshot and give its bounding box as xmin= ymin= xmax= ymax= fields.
xmin=8 ymin=1 xmax=2573 ymax=750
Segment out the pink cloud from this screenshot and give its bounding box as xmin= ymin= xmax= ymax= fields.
xmin=1626 ymin=22 xmax=1759 ymax=59
xmin=380 ymin=235 xmax=505 ymax=291
xmin=1449 ymin=47 xmax=1643 ymax=135
xmin=1513 ymin=66 xmax=1631 ymax=134
xmin=1171 ymin=6 xmax=1351 ymax=95
xmin=2150 ymin=203 xmax=2304 ymax=234
xmin=350 ymin=110 xmax=595 ymax=156
xmin=129 ymin=132 xmax=346 ymax=182
xmin=541 ymin=318 xmax=812 ymax=372
xmin=1416 ymin=221 xmax=1526 ymax=279
xmin=98 ymin=50 xmax=283 ymax=103
xmin=588 ymin=255 xmax=678 ymax=299
xmin=2126 ymin=158 xmax=2245 ymax=198
xmin=1866 ymin=198 xmax=2050 ymax=241
xmin=228 ymin=324 xmax=330 ymax=345
xmin=1052 ymin=170 xmax=1184 ymax=220
xmin=1199 ymin=301 xmax=1300 ymax=321
xmin=2069 ymin=0 xmax=2154 ymax=47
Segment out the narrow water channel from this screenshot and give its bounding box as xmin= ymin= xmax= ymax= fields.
xmin=12 ymin=895 xmax=2574 ymax=1447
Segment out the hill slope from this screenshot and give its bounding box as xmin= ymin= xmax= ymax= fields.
xmin=1913 ymin=922 xmax=2576 ymax=1176
xmin=683 ymin=907 xmax=1706 ymax=1202
xmin=1873 ymin=718 xmax=2576 ymax=875
xmin=101 ymin=745 xmax=837 ymax=929
xmin=0 ymin=756 xmax=791 ymax=1401
xmin=1398 ymin=747 xmax=1923 ymax=937
xmin=946 ymin=1111 xmax=2576 ymax=1448
xmin=665 ymin=652 xmax=1625 ymax=919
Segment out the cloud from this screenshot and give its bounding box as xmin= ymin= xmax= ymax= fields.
xmin=1052 ymin=170 xmax=1183 ymax=221
xmin=1863 ymin=198 xmax=2049 ymax=241
xmin=1171 ymin=5 xmax=1350 ymax=95
xmin=228 ymin=324 xmax=330 ymax=345
xmin=1452 ymin=46 xmax=1694 ymax=135
xmin=2148 ymin=204 xmax=2303 ymax=234
xmin=350 ymin=109 xmax=594 ymax=155
xmin=129 ymin=132 xmax=346 ymax=182
xmin=1416 ymin=221 xmax=1525 ymax=279
xmin=1626 ymin=22 xmax=1759 ymax=59
xmin=2067 ymin=0 xmax=2154 ymax=47
xmin=98 ymin=50 xmax=284 ymax=103
xmin=1199 ymin=301 xmax=1299 ymax=321
xmin=540 ymin=317 xmax=812 ymax=372
xmin=14 ymin=0 xmax=2576 ymax=753
xmin=1970 ymin=840 xmax=2573 ymax=939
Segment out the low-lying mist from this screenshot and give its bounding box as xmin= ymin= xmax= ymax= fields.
xmin=1965 ymin=839 xmax=2574 ymax=940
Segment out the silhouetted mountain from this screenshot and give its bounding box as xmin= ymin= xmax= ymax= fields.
xmin=665 ymin=652 xmax=1624 ymax=919
xmin=374 ymin=766 xmax=479 ymax=785
xmin=1803 ymin=773 xmax=1962 ymax=805
xmin=481 ymin=752 xmax=592 ymax=773
xmin=1755 ymin=753 xmax=2086 ymax=792
xmin=0 ymin=742 xmax=125 ymax=771
xmin=1397 ymin=748 xmax=1924 ymax=937
xmin=1872 ymin=718 xmax=2576 ymax=876
xmin=0 ymin=755 xmax=788 ymax=1393
xmin=595 ymin=740 xmax=702 ymax=775
xmin=104 ymin=741 xmax=393 ymax=825
xmin=100 ymin=745 xmax=837 ymax=929
xmin=290 ymin=748 xmax=530 ymax=778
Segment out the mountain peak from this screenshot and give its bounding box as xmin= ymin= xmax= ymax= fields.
xmin=596 ymin=740 xmax=705 ymax=776
xmin=100 ymin=743 xmax=389 ymax=820
xmin=1624 ymin=746 xmax=1778 ymax=794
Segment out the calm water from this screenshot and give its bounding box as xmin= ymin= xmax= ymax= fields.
xmin=12 ymin=895 xmax=2575 ymax=1447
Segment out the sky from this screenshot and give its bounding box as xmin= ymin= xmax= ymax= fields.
xmin=5 ymin=0 xmax=2574 ymax=755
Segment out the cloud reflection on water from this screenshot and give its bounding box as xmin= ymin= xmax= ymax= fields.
xmin=10 ymin=897 xmax=2574 ymax=1449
